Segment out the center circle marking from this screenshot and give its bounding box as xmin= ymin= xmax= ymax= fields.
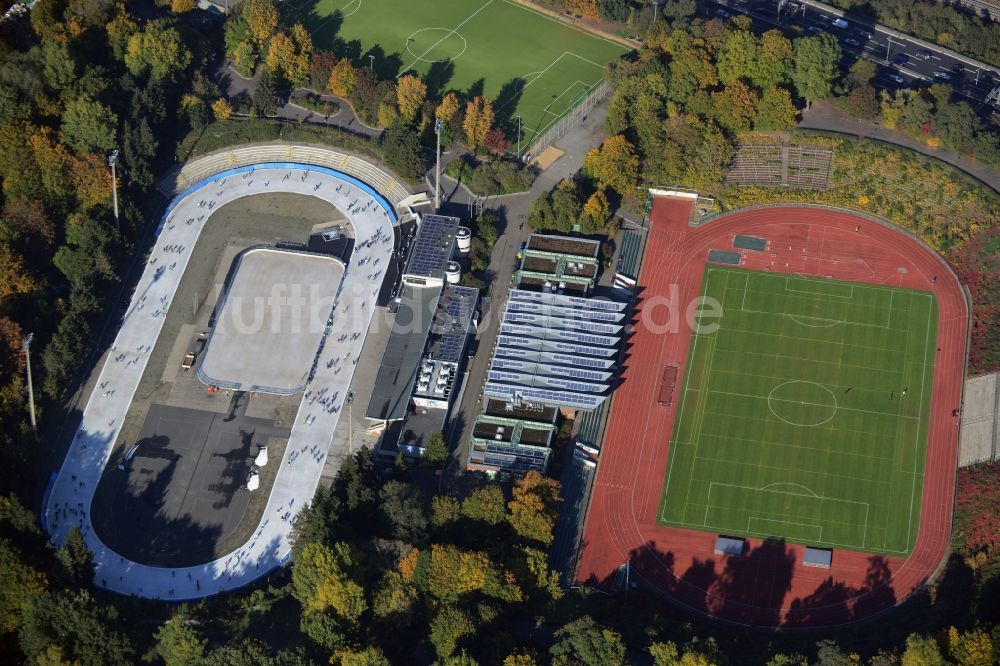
xmin=405 ymin=28 xmax=468 ymax=63
xmin=767 ymin=380 xmax=838 ymax=426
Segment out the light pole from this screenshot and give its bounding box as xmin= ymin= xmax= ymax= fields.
xmin=109 ymin=149 xmax=120 ymax=233
xmin=885 ymin=36 xmax=898 ymax=62
xmin=514 ymin=115 xmax=522 ymax=158
xmin=22 ymin=334 xmax=36 ymax=434
xmin=434 ymin=117 xmax=442 ymax=211
xmin=368 ymin=54 xmax=374 ymax=73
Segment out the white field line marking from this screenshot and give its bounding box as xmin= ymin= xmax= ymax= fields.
xmin=498 ymin=0 xmax=629 ymax=50
xmin=748 ymin=516 xmax=823 ymax=542
xmin=399 ymin=0 xmax=495 ymax=75
xmin=660 ymin=269 xmax=718 ymax=523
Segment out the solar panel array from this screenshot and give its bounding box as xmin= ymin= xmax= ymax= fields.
xmin=405 ymin=214 xmax=460 ymax=279
xmin=429 ymin=285 xmax=479 ymax=363
xmin=482 ymin=289 xmax=626 ymax=412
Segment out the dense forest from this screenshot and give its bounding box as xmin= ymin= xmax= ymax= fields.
xmin=0 ymin=0 xmax=998 ymax=663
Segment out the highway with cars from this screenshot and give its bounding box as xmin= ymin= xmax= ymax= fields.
xmin=704 ymin=0 xmax=1000 ymax=108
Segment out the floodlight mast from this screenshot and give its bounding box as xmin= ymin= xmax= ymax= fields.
xmin=22 ymin=333 xmax=36 ymax=434
xmin=109 ymin=149 xmax=120 ymax=233
xmin=434 ymin=117 xmax=442 ymax=211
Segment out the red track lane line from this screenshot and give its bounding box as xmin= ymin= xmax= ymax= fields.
xmin=576 ymin=205 xmax=967 ymax=627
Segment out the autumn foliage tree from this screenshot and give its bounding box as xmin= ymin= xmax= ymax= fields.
xmin=463 ymin=96 xmax=494 ymax=151
xmin=507 ymin=471 xmax=561 ymax=546
xmin=583 ymin=134 xmax=639 ymax=197
xmin=435 ymin=92 xmax=460 ymax=122
xmin=395 ymin=74 xmax=427 ymax=123
xmin=328 ymin=58 xmax=359 ymax=98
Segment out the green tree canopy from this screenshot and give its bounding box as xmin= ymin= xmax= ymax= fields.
xmin=124 ymin=20 xmax=192 ymax=82
xmin=550 ymin=616 xmax=626 ymax=666
xmin=60 ymin=97 xmax=118 ymax=154
xmin=792 ymin=34 xmax=841 ymax=107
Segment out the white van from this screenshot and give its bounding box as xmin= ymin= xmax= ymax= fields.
xmin=832 ymin=18 xmax=849 ymax=29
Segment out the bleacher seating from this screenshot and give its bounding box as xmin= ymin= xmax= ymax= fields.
xmin=157 ymin=144 xmax=411 ymax=207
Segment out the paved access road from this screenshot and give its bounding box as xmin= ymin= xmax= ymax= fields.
xmin=703 ymin=0 xmax=1000 ymax=105
xmin=45 ymin=165 xmax=395 ymax=600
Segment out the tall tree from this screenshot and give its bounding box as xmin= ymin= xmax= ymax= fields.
xmin=327 ymin=58 xmax=359 ymax=98
xmin=583 ymin=135 xmax=639 ymax=196
xmin=124 ymin=20 xmax=192 ymax=82
xmin=18 ymin=590 xmax=134 ymax=666
xmin=792 ymin=34 xmax=841 ymax=108
xmin=55 ymin=527 xmax=94 ymax=587
xmin=155 ymin=609 xmax=207 ymax=666
xmin=435 ymin=92 xmax=461 ymax=122
xmin=60 ymin=97 xmax=118 ymax=154
xmin=461 ymin=484 xmax=507 ymax=525
xmin=710 ymin=81 xmax=758 ymax=134
xmin=242 ymin=0 xmax=279 ymax=47
xmin=550 ymin=616 xmax=626 ymax=666
xmin=429 ymin=606 xmax=475 ymax=660
xmin=716 ymin=29 xmax=758 ymax=86
xmin=754 ymin=87 xmax=799 ymax=131
xmin=381 ymin=119 xmax=426 ymax=181
xmin=396 ymin=74 xmax=427 ymax=123
xmin=463 ymin=96 xmax=494 ymax=150
xmin=291 ymin=542 xmax=367 ymax=625
xmin=378 ymin=480 xmax=428 ymax=544
xmin=507 ymin=471 xmax=561 ymax=545
xmin=0 ymin=538 xmax=47 ymax=634
xmin=423 ymin=432 xmax=448 ymax=468
xmin=751 ymin=30 xmax=794 ymax=90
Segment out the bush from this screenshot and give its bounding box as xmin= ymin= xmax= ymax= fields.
xmin=291 ymin=92 xmax=339 ymax=117
xmin=444 ymin=156 xmax=535 ymax=196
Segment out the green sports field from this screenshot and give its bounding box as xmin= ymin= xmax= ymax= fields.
xmin=659 ymin=267 xmax=938 ymax=556
xmin=283 ymin=0 xmax=629 ymax=146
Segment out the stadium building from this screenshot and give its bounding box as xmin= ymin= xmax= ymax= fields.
xmin=365 ymin=214 xmax=479 ymax=457
xmin=467 ymin=233 xmax=628 ymax=477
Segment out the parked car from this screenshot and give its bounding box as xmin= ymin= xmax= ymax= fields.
xmin=807 ymin=25 xmax=824 ymax=34
xmin=858 ymin=30 xmax=872 ymax=38
xmin=887 ymin=74 xmax=906 ymax=84
xmin=715 ymin=8 xmax=731 ymax=18
xmin=844 ymin=37 xmax=860 ymax=46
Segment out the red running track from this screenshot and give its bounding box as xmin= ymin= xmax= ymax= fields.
xmin=576 ymin=201 xmax=968 ymax=627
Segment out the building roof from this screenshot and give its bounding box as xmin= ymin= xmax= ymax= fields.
xmin=427 ymin=285 xmax=479 ymax=363
xmin=526 ymin=234 xmax=600 ymax=257
xmin=403 ymin=214 xmax=460 ymax=282
xmin=714 ymin=536 xmax=746 ymax=556
xmin=467 ymin=413 xmax=557 ymax=475
xmin=481 ymin=290 xmax=626 ymax=412
xmin=365 ymin=284 xmax=440 ymax=421
xmin=803 ymin=547 xmax=833 ymax=568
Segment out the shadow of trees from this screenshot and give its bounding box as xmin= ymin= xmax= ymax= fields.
xmin=579 ymin=536 xmax=941 ymax=627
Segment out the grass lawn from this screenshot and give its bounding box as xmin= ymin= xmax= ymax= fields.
xmin=659 ymin=267 xmax=938 ymax=556
xmin=282 ymin=0 xmax=629 ymax=145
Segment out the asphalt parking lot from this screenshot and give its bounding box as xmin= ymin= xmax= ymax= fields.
xmin=92 ymin=401 xmax=289 ymax=567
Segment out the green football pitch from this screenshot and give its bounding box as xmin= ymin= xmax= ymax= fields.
xmin=659 ymin=267 xmax=938 ymax=556
xmin=282 ymin=0 xmax=629 ymax=146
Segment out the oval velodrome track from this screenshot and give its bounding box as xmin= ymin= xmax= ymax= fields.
xmin=44 ymin=163 xmax=397 ymax=599
xmin=577 ymin=203 xmax=968 ymax=627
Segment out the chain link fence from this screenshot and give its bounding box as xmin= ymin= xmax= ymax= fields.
xmin=521 ymin=79 xmax=611 ymax=162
